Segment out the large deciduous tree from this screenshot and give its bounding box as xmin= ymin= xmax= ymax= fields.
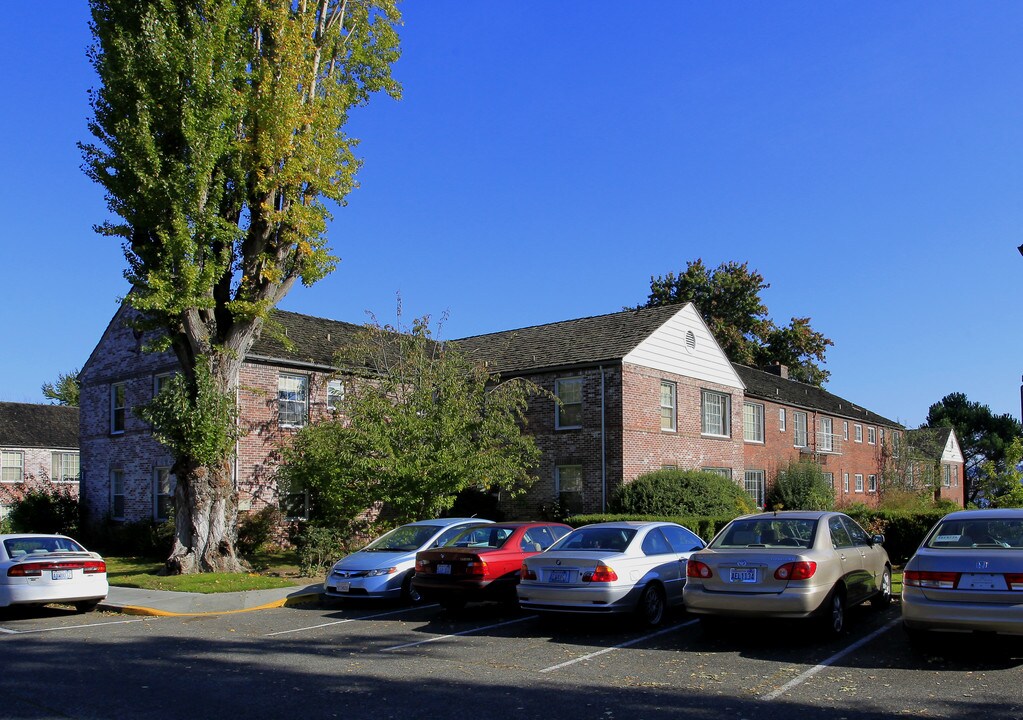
xmin=637 ymin=260 xmax=833 ymax=386
xmin=42 ymin=369 xmax=81 ymax=407
xmin=278 ymin=315 xmax=546 ymax=527
xmin=924 ymin=392 xmax=1023 ymax=504
xmin=81 ymin=0 xmax=401 ymax=573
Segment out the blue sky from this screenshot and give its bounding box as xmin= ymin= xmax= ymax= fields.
xmin=2 ymin=2 xmax=1022 ymax=428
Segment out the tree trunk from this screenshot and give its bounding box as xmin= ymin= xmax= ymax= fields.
xmin=166 ymin=458 xmax=247 ymax=574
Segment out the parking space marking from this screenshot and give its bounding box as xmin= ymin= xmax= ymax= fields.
xmin=2 ymin=618 xmax=145 ymax=636
xmin=538 ymin=619 xmax=699 ymax=673
xmin=759 ymin=618 xmax=900 ymax=701
xmin=382 ymin=615 xmax=537 ymax=651
xmin=264 ymin=605 xmax=439 ymax=637
xmin=0 ymin=627 xmax=18 ymax=634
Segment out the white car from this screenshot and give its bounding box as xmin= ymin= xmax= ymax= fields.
xmin=323 ymin=518 xmax=492 ymax=602
xmin=517 ymin=521 xmax=706 ymax=626
xmin=0 ymin=534 xmax=108 ymax=612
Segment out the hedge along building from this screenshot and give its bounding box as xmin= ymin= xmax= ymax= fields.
xmin=78 ymin=301 xmax=929 ymax=528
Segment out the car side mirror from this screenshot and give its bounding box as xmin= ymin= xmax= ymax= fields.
xmin=871 ymin=534 xmax=885 ymax=545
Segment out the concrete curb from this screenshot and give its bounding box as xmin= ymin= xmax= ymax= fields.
xmin=98 ymin=585 xmax=324 ymax=618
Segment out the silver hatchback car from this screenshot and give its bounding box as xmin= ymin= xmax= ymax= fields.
xmin=684 ymin=511 xmax=891 ymax=635
xmin=902 ymin=508 xmax=1023 ymax=639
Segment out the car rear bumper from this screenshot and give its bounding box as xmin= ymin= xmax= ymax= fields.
xmin=516 ymin=583 xmax=638 ymax=614
xmin=684 ymin=582 xmax=831 ymax=618
xmin=901 ymin=588 xmax=1023 ymax=635
xmin=0 ymin=577 xmax=108 ymax=608
xmin=323 ymin=572 xmax=404 ymax=600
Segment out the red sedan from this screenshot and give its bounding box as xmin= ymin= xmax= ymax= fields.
xmin=413 ymin=522 xmax=572 ymax=611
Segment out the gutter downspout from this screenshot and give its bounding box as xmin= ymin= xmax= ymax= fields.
xmin=600 ymin=365 xmax=607 ymax=513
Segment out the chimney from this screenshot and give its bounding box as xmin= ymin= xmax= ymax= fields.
xmin=765 ymin=364 xmax=789 ymax=380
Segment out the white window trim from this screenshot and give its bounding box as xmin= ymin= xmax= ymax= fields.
xmin=743 ymin=402 xmax=765 ymax=444
xmin=555 ymin=377 xmax=583 ymax=430
xmin=111 ymin=382 xmax=126 ymax=435
xmin=843 ymin=472 xmax=850 ymax=493
xmin=278 ymin=373 xmax=309 ymax=428
xmin=1 ymin=450 xmax=25 ymax=484
xmin=854 ymin=424 xmax=863 ymax=443
xmin=701 ymin=390 xmax=731 ymax=438
xmin=51 ymin=452 xmax=80 ymax=484
xmin=819 ymin=417 xmax=834 ymax=453
xmin=868 ymin=474 xmax=877 ymax=493
xmin=854 ymin=473 xmax=864 ymax=493
xmin=327 ymin=379 xmax=345 ymax=412
xmin=793 ymin=411 xmax=808 ymax=448
xmin=779 ymin=408 xmax=786 ymax=431
xmin=867 ymin=426 xmax=877 ymax=445
xmin=660 ymin=381 xmax=677 ymax=433
xmin=153 ymin=466 xmax=175 ymax=522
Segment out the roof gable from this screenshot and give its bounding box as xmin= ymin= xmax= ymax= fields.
xmin=0 ymin=402 xmax=79 ymax=450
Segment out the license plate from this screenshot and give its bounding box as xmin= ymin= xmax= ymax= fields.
xmin=548 ymin=569 xmax=570 ymax=583
xmin=437 ymin=564 xmax=451 ymax=575
xmin=336 ymin=581 xmax=351 ymax=593
xmin=51 ymin=570 xmax=73 ymax=581
xmin=960 ymin=573 xmax=1003 ymax=590
xmin=729 ymin=568 xmax=758 ymax=583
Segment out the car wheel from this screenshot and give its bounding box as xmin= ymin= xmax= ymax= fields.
xmin=637 ymin=584 xmax=666 ymax=627
xmin=872 ymin=568 xmax=892 ymax=609
xmin=74 ymin=599 xmax=101 ymax=613
xmin=821 ymin=588 xmax=845 ymax=636
xmin=401 ymin=572 xmax=422 ymax=605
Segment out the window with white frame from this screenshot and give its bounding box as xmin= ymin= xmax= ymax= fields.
xmin=154 ymin=467 xmax=176 ymax=521
xmin=843 ymin=421 xmax=849 ymax=441
xmin=154 ymin=372 xmax=174 ymax=397
xmin=111 ymin=382 xmax=126 ymax=434
xmin=953 ymin=465 xmax=959 ymax=486
xmin=793 ymin=411 xmax=808 ymax=448
xmin=744 ymin=469 xmax=765 ymax=508
xmin=779 ymin=408 xmax=786 ymax=431
xmin=327 ymin=379 xmax=345 ymax=412
xmin=282 ymin=480 xmax=311 ymax=521
xmin=819 ymin=417 xmax=834 ymax=452
xmin=855 ymin=473 xmax=864 ymax=493
xmin=111 ymin=469 xmax=125 ymax=520
xmin=701 ymin=390 xmax=731 ymax=437
xmin=278 ymin=374 xmax=308 ymax=427
xmin=843 ymin=472 xmax=850 ymax=493
xmin=1 ymin=451 xmax=24 ymax=483
xmin=854 ymin=424 xmax=863 ymax=443
xmin=824 ymin=472 xmax=835 ymax=490
xmin=556 ymin=464 xmax=584 ymax=513
xmin=942 ymin=465 xmax=952 ymax=487
xmin=555 ymin=378 xmax=583 ymax=429
xmin=702 ymin=467 xmax=733 ymax=479
xmin=743 ymin=402 xmax=764 ymax=443
xmin=660 ymin=381 xmax=676 ymax=432
xmin=867 ymin=426 xmax=877 ymax=445
xmin=868 ymin=474 xmax=877 ymax=493
xmin=51 ymin=452 xmax=80 ymax=483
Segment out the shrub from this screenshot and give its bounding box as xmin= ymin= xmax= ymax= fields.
xmin=765 ymin=461 xmax=834 ymax=511
xmin=843 ymin=508 xmax=947 ymax=564
xmin=83 ymin=519 xmax=175 ymax=558
xmin=237 ymin=505 xmax=283 ymax=555
xmin=290 ymin=524 xmax=364 ymax=576
xmin=9 ymin=486 xmax=80 ymax=536
xmin=610 ymin=469 xmax=755 ymax=517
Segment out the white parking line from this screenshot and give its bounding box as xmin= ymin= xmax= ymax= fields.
xmin=382 ymin=615 xmax=537 ymax=651
xmin=539 ymin=619 xmax=699 ymax=673
xmin=0 ymin=627 xmax=18 ymax=634
xmin=265 ymin=605 xmax=439 ymax=637
xmin=759 ymin=618 xmax=901 ymax=701
xmin=2 ymin=618 xmax=145 ymax=635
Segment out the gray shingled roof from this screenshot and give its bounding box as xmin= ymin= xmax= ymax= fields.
xmin=0 ymin=402 xmax=79 ymax=449
xmin=905 ymin=427 xmax=953 ymax=457
xmin=250 ymin=311 xmax=369 ymax=368
xmin=734 ymin=363 xmax=901 ymax=429
xmin=451 ymin=304 xmax=685 ymax=374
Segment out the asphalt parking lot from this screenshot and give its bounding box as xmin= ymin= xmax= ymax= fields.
xmin=2 ymin=598 xmax=1021 ymax=720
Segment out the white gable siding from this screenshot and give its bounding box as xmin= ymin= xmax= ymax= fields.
xmin=942 ymin=432 xmax=964 ymax=464
xmin=623 ymin=304 xmax=743 ymax=390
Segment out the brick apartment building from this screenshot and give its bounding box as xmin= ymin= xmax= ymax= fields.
xmin=77 ymin=301 xmax=963 ymax=526
xmin=0 ymin=402 xmax=81 ymax=521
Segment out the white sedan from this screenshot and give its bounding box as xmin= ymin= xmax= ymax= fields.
xmin=0 ymin=534 xmax=108 ymax=612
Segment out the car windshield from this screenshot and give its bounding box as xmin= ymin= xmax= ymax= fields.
xmin=443 ymin=526 xmax=515 ymax=549
xmin=712 ymin=518 xmax=817 ymax=549
xmin=363 ymin=525 xmax=442 ymax=552
xmin=549 ymin=527 xmax=637 ymax=552
xmin=4 ymin=536 xmax=85 ymax=557
xmin=926 ymin=518 xmax=1023 ymax=549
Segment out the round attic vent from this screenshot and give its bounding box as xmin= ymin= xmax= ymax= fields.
xmin=685 ymin=330 xmax=696 ymax=353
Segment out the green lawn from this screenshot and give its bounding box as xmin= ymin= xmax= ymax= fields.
xmin=104 ymin=557 xmax=311 ymax=594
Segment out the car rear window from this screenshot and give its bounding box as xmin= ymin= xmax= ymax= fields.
xmin=550 ymin=527 xmax=637 ymax=552
xmin=926 ymin=518 xmax=1023 ymax=549
xmin=444 ymin=526 xmax=515 ymax=549
xmin=364 ymin=525 xmax=442 ymax=551
xmin=712 ymin=518 xmax=817 ymax=549
xmin=4 ymin=536 xmax=85 ymax=557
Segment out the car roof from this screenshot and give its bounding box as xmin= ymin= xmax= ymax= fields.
xmin=733 ymin=511 xmax=833 ymax=521
xmin=936 ymin=508 xmax=1023 ymax=521
xmin=573 ymin=521 xmax=676 ymax=529
xmin=0 ymin=533 xmax=74 ymax=541
xmin=405 ymin=518 xmax=493 ymax=527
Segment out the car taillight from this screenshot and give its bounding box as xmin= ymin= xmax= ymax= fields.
xmin=521 ymin=563 xmax=536 ymax=580
xmin=415 ymin=559 xmax=428 ymax=572
xmin=1005 ymin=573 xmax=1023 ymax=591
xmin=84 ymin=561 xmax=106 ymax=574
xmin=582 ymin=565 xmax=618 ymax=582
xmin=7 ymin=560 xmax=105 ymax=577
xmin=903 ymin=570 xmax=959 ymax=589
xmin=465 ymin=558 xmax=487 ymax=576
xmin=687 ymin=560 xmax=712 ymax=579
xmin=775 ymin=561 xmax=817 ymax=581
xmin=8 ymin=563 xmax=45 ymax=577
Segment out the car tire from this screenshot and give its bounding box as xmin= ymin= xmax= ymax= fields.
xmin=872 ymin=568 xmax=892 ymax=609
xmin=636 ymin=584 xmax=666 ymax=627
xmin=74 ymin=599 xmax=101 ymax=613
xmin=401 ymin=572 xmax=422 ymax=605
xmin=821 ymin=588 xmax=845 ymax=637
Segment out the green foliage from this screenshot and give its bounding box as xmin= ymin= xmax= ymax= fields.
xmin=766 ymin=461 xmax=835 ymax=511
xmin=565 ymin=514 xmax=734 ymax=544
xmin=637 ymin=259 xmax=833 ymax=387
xmin=290 ymin=525 xmax=349 ymax=577
xmin=978 ymin=437 xmax=1023 ymax=508
xmin=41 ymin=368 xmax=80 ymax=406
xmin=610 ymin=469 xmax=756 ymax=517
xmin=137 ymin=362 xmax=239 ymax=466
xmin=236 ymin=505 xmax=284 ymax=556
xmin=9 ymin=486 xmax=80 ymax=536
xmin=83 ymin=519 xmax=176 ymax=559
xmin=279 ymin=314 xmax=546 ymax=526
xmin=842 ymin=508 xmax=948 ymax=564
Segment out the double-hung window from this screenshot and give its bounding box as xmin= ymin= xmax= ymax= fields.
xmin=660 ymin=381 xmax=677 ymax=432
xmin=1 ymin=451 xmax=24 ymax=483
xmin=868 ymin=474 xmax=877 ymax=493
xmin=556 ymin=464 xmax=583 ymax=513
xmin=743 ymin=402 xmax=764 ymax=443
xmin=278 ymin=374 xmax=309 ymax=427
xmin=327 ymin=379 xmax=345 ymax=412
xmin=867 ymin=426 xmax=877 ymax=445
xmin=854 ymin=424 xmax=863 ymax=443
xmin=111 ymin=469 xmax=125 ymax=520
xmin=855 ymin=473 xmax=864 ymax=493
xmin=701 ymin=390 xmax=730 ymax=437
xmin=744 ymin=469 xmax=765 ymax=508
xmin=819 ymin=417 xmax=833 ymax=452
xmin=111 ymin=382 xmax=126 ymax=434
xmin=793 ymin=411 xmax=808 ymax=448
xmin=556 ymin=378 xmax=583 ymax=429
xmin=51 ymin=452 xmax=80 ymax=483
xmin=154 ymin=467 xmax=176 ymax=521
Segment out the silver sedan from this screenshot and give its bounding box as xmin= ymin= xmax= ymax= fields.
xmin=902 ymin=508 xmax=1023 ymax=639
xmin=516 ymin=521 xmax=705 ymax=626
